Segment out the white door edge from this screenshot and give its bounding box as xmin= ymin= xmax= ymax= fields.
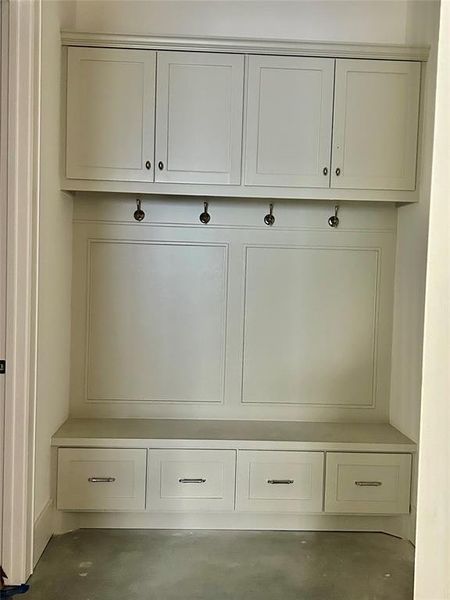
xmin=1 ymin=0 xmax=41 ymax=585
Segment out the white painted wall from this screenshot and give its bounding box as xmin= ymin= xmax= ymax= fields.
xmin=34 ymin=0 xmax=76 ymax=526
xmin=390 ymin=0 xmax=440 ymax=444
xmin=74 ymin=0 xmax=409 ymax=44
xmin=414 ymin=1 xmax=449 ymax=596
xmin=388 ymin=0 xmax=440 ymax=542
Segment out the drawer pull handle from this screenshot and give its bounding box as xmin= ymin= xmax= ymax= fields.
xmin=267 ymin=479 xmax=294 ymax=485
xmin=179 ymin=478 xmax=206 ymax=484
xmin=88 ymin=477 xmax=116 ymax=483
xmin=355 ymin=481 xmax=382 ymax=487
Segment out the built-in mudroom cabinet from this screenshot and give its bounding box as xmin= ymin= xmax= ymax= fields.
xmin=50 ymin=31 xmax=429 ymax=538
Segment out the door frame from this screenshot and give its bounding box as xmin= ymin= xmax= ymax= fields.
xmin=414 ymin=1 xmax=450 ymax=597
xmin=1 ymin=0 xmax=41 ymax=585
xmin=0 ymin=0 xmax=8 ymax=580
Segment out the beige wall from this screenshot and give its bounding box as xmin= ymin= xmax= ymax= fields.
xmin=414 ymin=1 xmax=450 ymax=596
xmin=388 ymin=0 xmax=440 ymax=541
xmin=75 ymin=0 xmax=409 ymax=43
xmin=34 ymin=0 xmax=76 ymax=522
xmin=390 ymin=0 xmax=440 ymax=444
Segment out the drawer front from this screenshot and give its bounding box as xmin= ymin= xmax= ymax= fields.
xmin=57 ymin=448 xmax=147 ymax=511
xmin=325 ymin=452 xmax=411 ymax=514
xmin=147 ymin=449 xmax=236 ymax=511
xmin=236 ymin=451 xmax=324 ymax=513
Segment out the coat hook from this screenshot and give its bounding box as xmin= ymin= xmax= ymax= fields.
xmin=134 ymin=199 xmax=145 ymax=222
xmin=264 ymin=203 xmax=275 ymax=226
xmin=328 ymin=205 xmax=340 ymax=228
xmin=199 ymin=202 xmax=211 ymax=224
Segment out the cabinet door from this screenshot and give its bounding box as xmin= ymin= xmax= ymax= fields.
xmin=244 ymin=55 xmax=334 ymax=188
xmin=331 ymin=59 xmax=420 ymax=190
xmin=155 ymin=51 xmax=244 ymax=184
xmin=66 ymin=47 xmax=156 ymax=182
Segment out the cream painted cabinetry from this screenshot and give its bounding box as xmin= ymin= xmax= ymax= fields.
xmin=236 ymin=450 xmax=324 ymax=513
xmin=147 ymin=449 xmax=236 ymax=512
xmin=54 ymin=421 xmax=414 ymax=519
xmin=325 ymin=452 xmax=412 ymax=514
xmin=155 ymin=51 xmax=244 ymax=184
xmin=66 ymin=47 xmax=244 ymax=186
xmin=56 ymin=446 xmax=411 ymax=516
xmin=244 ymin=57 xmax=421 ymax=191
xmin=57 ymin=448 xmax=147 ymax=511
xmin=66 ymin=48 xmax=156 ymax=182
xmin=244 ymin=56 xmax=334 ymax=188
xmin=331 ymin=60 xmax=421 ymax=190
xmin=63 ymin=35 xmax=425 ymax=201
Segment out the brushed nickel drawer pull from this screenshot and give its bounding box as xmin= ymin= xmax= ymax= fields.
xmin=179 ymin=478 xmax=206 ymax=484
xmin=88 ymin=477 xmax=116 ymax=483
xmin=267 ymin=479 xmax=294 ymax=485
xmin=355 ymin=481 xmax=382 ymax=487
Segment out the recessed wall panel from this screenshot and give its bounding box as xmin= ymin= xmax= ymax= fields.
xmin=86 ymin=241 xmax=227 ymax=402
xmin=242 ymin=246 xmax=379 ymax=406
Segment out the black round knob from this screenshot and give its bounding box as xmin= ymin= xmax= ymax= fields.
xmin=134 ymin=208 xmax=145 ymax=222
xmin=134 ymin=199 xmax=145 ymax=222
xmin=335 ymin=168 xmax=341 ymax=176
xmin=145 ymin=161 xmax=151 ymax=170
xmin=328 ymin=215 xmax=339 ymax=228
xmin=158 ymin=161 xmax=164 ymax=170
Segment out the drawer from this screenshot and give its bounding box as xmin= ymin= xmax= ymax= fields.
xmin=57 ymin=448 xmax=147 ymax=511
xmin=325 ymin=452 xmax=411 ymax=514
xmin=236 ymin=451 xmax=324 ymax=513
xmin=147 ymin=449 xmax=236 ymax=511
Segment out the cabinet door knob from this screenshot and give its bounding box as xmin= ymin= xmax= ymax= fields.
xmin=323 ymin=167 xmax=328 ymax=176
xmin=335 ymin=168 xmax=341 ymax=176
xmin=145 ymin=160 xmax=151 ymax=170
xmin=158 ymin=161 xmax=164 ymax=170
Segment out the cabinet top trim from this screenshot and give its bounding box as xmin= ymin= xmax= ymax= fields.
xmin=61 ymin=31 xmax=429 ymax=62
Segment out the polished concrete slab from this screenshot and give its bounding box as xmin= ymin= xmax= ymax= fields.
xmin=26 ymin=530 xmax=414 ymax=600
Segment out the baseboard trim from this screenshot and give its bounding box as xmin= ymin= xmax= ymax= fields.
xmin=60 ymin=511 xmax=407 ymax=538
xmin=33 ymin=500 xmax=54 ymax=566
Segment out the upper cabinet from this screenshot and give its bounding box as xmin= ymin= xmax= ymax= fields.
xmin=245 ymin=56 xmax=334 ymax=188
xmin=331 ymin=60 xmax=421 ymax=190
xmin=155 ymin=52 xmax=244 ymax=185
xmin=63 ymin=37 xmax=424 ymax=201
xmin=245 ymin=57 xmax=421 ymax=192
xmin=66 ymin=48 xmax=156 ymax=182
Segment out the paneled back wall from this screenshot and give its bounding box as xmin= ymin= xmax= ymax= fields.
xmin=70 ymin=195 xmax=396 ymax=422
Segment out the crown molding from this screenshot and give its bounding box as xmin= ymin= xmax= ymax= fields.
xmin=61 ymin=31 xmax=430 ymax=61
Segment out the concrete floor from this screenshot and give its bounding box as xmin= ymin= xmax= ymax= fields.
xmin=26 ymin=530 xmax=414 ymax=600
